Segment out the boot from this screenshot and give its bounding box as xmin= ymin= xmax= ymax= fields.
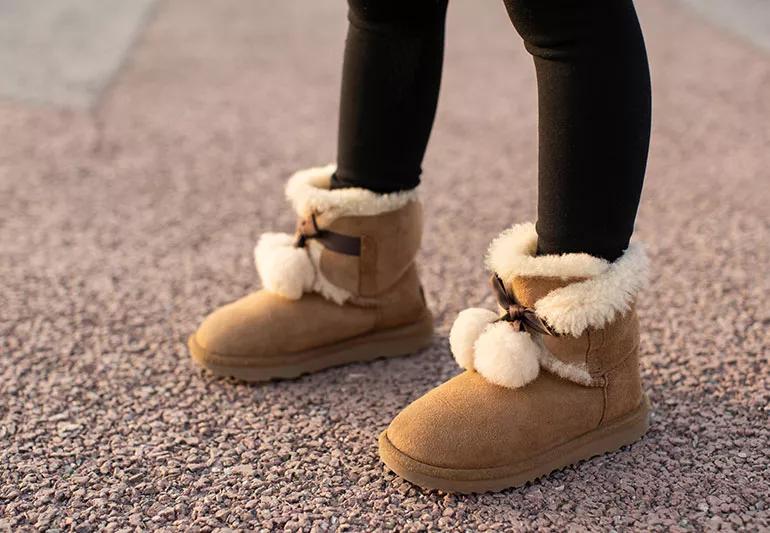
xmin=188 ymin=165 xmax=433 ymax=381
xmin=379 ymin=222 xmax=650 ymax=493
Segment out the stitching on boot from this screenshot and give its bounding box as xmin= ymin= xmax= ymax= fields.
xmin=359 ymin=234 xmax=378 ymax=297
xmin=585 ymin=329 xmax=594 ymax=375
xmin=600 ymin=340 xmax=641 ymax=375
xmin=600 ymin=382 xmax=610 ymax=426
xmin=587 ymin=326 xmax=607 ymax=377
xmin=372 ymin=263 xmax=426 ymax=330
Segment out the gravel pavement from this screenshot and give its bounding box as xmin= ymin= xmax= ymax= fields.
xmin=2 ymin=0 xmax=768 ymax=530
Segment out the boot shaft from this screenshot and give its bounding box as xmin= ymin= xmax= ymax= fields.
xmin=313 ymin=200 xmax=423 ymax=299
xmin=510 ymin=276 xmax=641 ymax=378
xmin=511 ymin=275 xmax=643 ymax=423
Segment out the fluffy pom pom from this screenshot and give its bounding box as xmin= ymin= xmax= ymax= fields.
xmin=449 ymin=308 xmax=499 ymax=370
xmin=473 ymin=322 xmax=541 ymax=389
xmin=254 ymin=233 xmax=315 ymax=300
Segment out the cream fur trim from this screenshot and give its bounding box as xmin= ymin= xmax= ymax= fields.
xmin=285 ymin=164 xmax=419 ymax=221
xmin=255 ymin=233 xmax=315 ymax=300
xmin=255 ymin=233 xmax=353 ymax=304
xmin=486 ymin=222 xmax=609 ymax=280
xmin=536 ymin=343 xmax=602 ymax=387
xmin=473 ymin=322 xmax=541 ymax=389
xmin=535 ymin=245 xmax=648 ymax=337
xmin=486 ymin=222 xmax=648 ymax=337
xmin=449 ymin=308 xmax=499 ymax=370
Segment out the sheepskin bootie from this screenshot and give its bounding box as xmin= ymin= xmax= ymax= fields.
xmin=188 ymin=165 xmax=433 ymax=381
xmin=379 ymin=222 xmax=650 ymax=493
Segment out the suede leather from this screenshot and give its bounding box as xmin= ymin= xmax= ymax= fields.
xmin=319 ymin=247 xmax=360 ymax=297
xmin=602 ymin=338 xmax=643 ymax=424
xmin=193 ymin=200 xmax=428 ymax=363
xmin=388 ymin=370 xmax=604 ymax=469
xmin=385 ymin=275 xmax=644 ymax=473
xmin=319 ymin=201 xmax=423 ymax=297
xmin=195 ymin=291 xmax=377 ymax=360
xmin=373 ymin=264 xmax=427 ymax=331
xmin=587 ymin=308 xmax=640 ymax=377
xmin=510 ymin=276 xmax=585 ymax=308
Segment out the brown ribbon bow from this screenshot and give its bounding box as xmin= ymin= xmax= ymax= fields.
xmin=490 ymin=274 xmax=557 ymax=336
xmin=294 ymin=214 xmax=320 ymax=248
xmin=294 ymin=214 xmax=362 ymax=256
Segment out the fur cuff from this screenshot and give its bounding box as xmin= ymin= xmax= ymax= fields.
xmin=285 ymin=164 xmax=419 ymax=221
xmin=486 ymin=222 xmax=648 ymax=337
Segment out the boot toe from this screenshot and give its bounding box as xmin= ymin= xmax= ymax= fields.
xmin=193 ymin=296 xmax=270 ymax=360
xmin=190 ymin=289 xmax=379 ymax=364
xmin=386 ymin=371 xmax=515 ymax=470
xmin=384 ymin=370 xmax=604 ymax=472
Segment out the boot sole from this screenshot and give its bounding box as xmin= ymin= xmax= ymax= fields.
xmin=378 ymin=395 xmax=650 ymax=494
xmin=188 ymin=312 xmax=434 ymax=382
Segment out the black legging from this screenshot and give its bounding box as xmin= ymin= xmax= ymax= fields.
xmin=332 ymin=0 xmax=448 ymax=194
xmin=333 ymin=0 xmax=651 ymax=262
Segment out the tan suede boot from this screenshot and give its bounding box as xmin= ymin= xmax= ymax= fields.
xmin=188 ymin=165 xmax=433 ymax=381
xmin=379 ymin=222 xmax=650 ymax=493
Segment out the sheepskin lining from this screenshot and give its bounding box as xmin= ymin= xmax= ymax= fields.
xmin=285 ymin=164 xmax=419 ymax=221
xmin=536 ymin=342 xmax=603 ymax=387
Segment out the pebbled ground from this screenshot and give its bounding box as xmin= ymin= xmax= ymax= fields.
xmin=1 ymin=0 xmax=768 ymax=530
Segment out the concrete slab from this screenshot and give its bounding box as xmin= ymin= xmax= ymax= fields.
xmin=0 ymin=0 xmax=156 ymax=108
xmin=678 ymin=0 xmax=770 ymax=52
xmin=1 ymin=0 xmax=768 ymax=530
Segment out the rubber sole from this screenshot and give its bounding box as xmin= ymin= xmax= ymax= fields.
xmin=188 ymin=312 xmax=434 ymax=382
xmin=379 ymin=396 xmax=650 ymax=493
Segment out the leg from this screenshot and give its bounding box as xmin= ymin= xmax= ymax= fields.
xmin=379 ymin=1 xmax=654 ymax=493
xmin=189 ymin=4 xmax=442 ymax=381
xmin=503 ymin=0 xmax=652 ymax=261
xmin=332 ymin=0 xmax=449 ymax=193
